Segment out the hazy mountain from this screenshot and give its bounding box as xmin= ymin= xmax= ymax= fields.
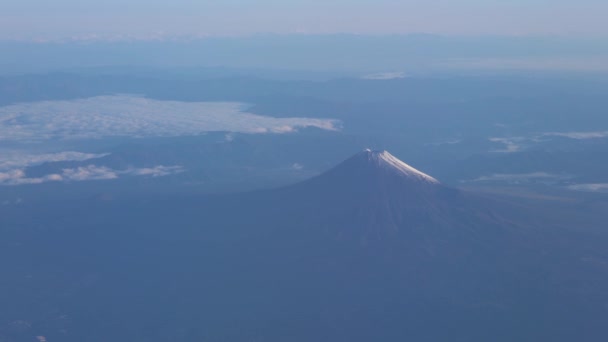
xmin=1 ymin=150 xmax=608 ymax=342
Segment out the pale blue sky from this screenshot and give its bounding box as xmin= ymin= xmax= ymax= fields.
xmin=3 ymin=0 xmax=608 ymax=40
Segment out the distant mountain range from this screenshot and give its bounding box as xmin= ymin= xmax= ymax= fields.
xmin=1 ymin=150 xmax=608 ymax=342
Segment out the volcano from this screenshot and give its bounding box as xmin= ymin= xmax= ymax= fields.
xmin=251 ymin=149 xmax=509 ymax=243
xmin=318 ymin=148 xmax=440 ymax=185
xmin=2 ymin=150 xmax=608 ymax=342
xmin=173 ymin=150 xmax=607 ymax=341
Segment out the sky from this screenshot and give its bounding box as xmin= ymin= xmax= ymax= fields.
xmin=3 ymin=0 xmax=608 ymax=40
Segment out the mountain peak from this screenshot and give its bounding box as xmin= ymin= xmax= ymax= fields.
xmin=284 ymin=149 xmax=443 ymax=201
xmin=353 ymin=149 xmax=440 ymax=184
xmin=277 ymin=149 xmax=457 ymax=238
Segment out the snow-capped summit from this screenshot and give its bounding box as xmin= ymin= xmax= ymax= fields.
xmin=273 ymin=149 xmax=470 ymax=238
xmin=354 ymin=149 xmax=439 ymax=184
xmin=282 ymin=149 xmax=449 ymax=208
xmin=300 ymin=149 xmax=442 ymax=192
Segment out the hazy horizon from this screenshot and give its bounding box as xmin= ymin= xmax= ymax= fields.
xmin=3 ymin=0 xmax=607 ymax=75
xmin=3 ymin=0 xmax=608 ymax=41
xmin=2 ymin=34 xmax=608 ymax=75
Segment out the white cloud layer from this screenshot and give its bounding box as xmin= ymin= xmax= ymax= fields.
xmin=362 ymin=72 xmax=406 ymax=80
xmin=487 ymin=130 xmax=608 ymax=153
xmin=0 ymin=165 xmax=184 ymax=186
xmin=0 ymin=151 xmax=108 ymax=171
xmin=471 ymin=172 xmax=564 ymax=182
xmin=543 ymin=131 xmax=608 ymax=140
xmin=0 ymin=95 xmax=340 ymax=142
xmin=489 ymin=137 xmax=525 ymax=153
xmin=567 ymin=183 xmax=608 ymax=193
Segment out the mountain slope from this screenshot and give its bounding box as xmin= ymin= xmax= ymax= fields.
xmin=250 ymin=149 xmax=518 ymax=243
xmin=2 ymin=150 xmax=608 ymax=342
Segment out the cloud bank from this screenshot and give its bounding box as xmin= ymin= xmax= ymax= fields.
xmin=362 ymin=72 xmax=406 ymax=80
xmin=489 ymin=137 xmax=526 ymax=153
xmin=488 ymin=130 xmax=608 ymax=153
xmin=543 ymin=131 xmax=608 ymax=140
xmin=0 ymin=95 xmax=340 ymax=142
xmin=472 ymin=172 xmax=563 ymax=183
xmin=0 ymin=164 xmax=184 ymax=186
xmin=0 ymin=151 xmax=108 ymax=171
xmin=567 ymin=183 xmax=608 ymax=193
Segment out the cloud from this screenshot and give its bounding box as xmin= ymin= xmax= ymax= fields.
xmin=0 ymin=151 xmax=108 ymax=171
xmin=0 ymin=169 xmax=27 ymax=183
xmin=127 ymin=165 xmax=185 ymax=177
xmin=470 ymin=172 xmax=564 ymax=183
xmin=0 ymin=95 xmax=341 ymax=142
xmin=62 ymin=165 xmax=118 ymax=181
xmin=0 ymin=164 xmax=184 ymax=186
xmin=425 ymin=139 xmax=462 ymax=146
xmin=567 ymin=183 xmax=608 ymax=193
xmin=362 ymin=72 xmax=406 ymax=80
xmin=224 ymin=133 xmax=235 ymax=142
xmin=486 ymin=130 xmax=608 ymax=153
xmin=543 ymin=131 xmax=608 ymax=140
xmin=489 ymin=137 xmax=525 ymax=153
xmin=2 ymin=198 xmax=23 ymax=206
xmin=0 ymin=169 xmax=64 ymax=185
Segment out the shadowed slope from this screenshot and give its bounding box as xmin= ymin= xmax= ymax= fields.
xmin=2 ymin=150 xmax=608 ymax=342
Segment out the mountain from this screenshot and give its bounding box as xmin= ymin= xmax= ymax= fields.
xmin=226 ymin=149 xmax=521 ymax=248
xmin=278 ymin=149 xmax=481 ymax=234
xmin=312 ymin=148 xmax=441 ymax=185
xmin=1 ymin=150 xmax=608 ymax=342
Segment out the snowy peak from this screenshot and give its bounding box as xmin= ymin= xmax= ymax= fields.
xmin=288 ymin=149 xmax=443 ymax=196
xmin=282 ymin=149 xmax=455 ymax=236
xmin=354 ymin=149 xmax=440 ymax=184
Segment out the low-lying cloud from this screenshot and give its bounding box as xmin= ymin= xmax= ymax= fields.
xmin=543 ymin=131 xmax=608 ymax=140
xmin=567 ymin=183 xmax=608 ymax=193
xmin=471 ymin=172 xmax=563 ymax=183
xmin=0 ymin=95 xmax=341 ymax=142
xmin=488 ymin=130 xmax=608 ymax=153
xmin=0 ymin=151 xmax=108 ymax=171
xmin=362 ymin=72 xmax=406 ymax=80
xmin=489 ymin=137 xmax=525 ymax=153
xmin=0 ymin=164 xmax=184 ymax=186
